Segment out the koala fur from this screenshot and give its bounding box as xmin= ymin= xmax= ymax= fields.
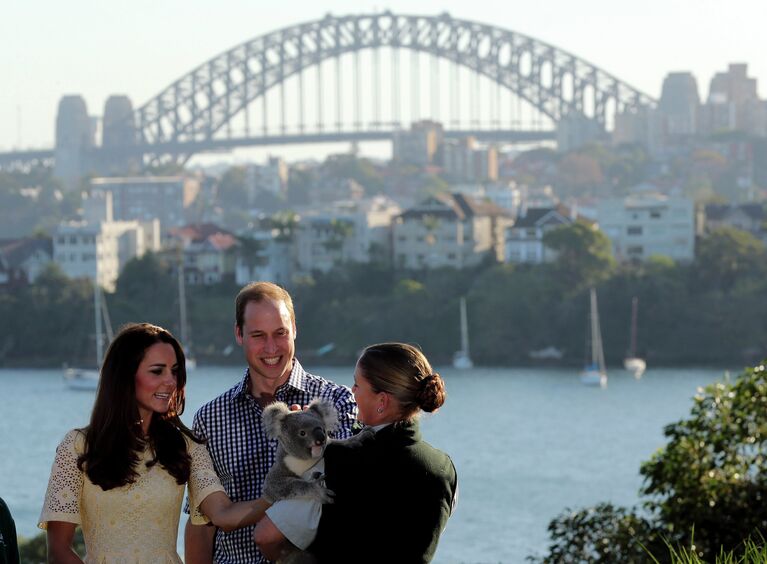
xmin=262 ymin=399 xmax=338 ymax=504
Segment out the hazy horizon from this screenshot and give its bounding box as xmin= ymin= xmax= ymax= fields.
xmin=3 ymin=0 xmax=765 ymax=158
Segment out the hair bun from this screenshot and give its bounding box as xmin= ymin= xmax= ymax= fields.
xmin=417 ymin=372 xmax=446 ymax=413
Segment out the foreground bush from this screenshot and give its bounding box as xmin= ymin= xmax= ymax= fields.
xmin=538 ymin=362 xmax=767 ymax=562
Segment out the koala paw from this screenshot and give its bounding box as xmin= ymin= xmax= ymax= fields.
xmin=313 ymin=481 xmax=335 ymax=504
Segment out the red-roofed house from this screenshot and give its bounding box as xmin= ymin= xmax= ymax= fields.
xmin=166 ymin=223 xmax=239 ymax=285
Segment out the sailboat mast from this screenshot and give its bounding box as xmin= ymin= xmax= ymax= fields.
xmin=590 ymin=289 xmax=598 ymax=364
xmin=460 ymin=297 xmax=470 ymax=355
xmin=94 ymin=282 xmax=103 ymax=367
xmin=629 ymin=296 xmax=639 ymax=358
xmin=178 ymin=252 xmax=188 ymax=346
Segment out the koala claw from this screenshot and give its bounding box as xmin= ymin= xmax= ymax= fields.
xmin=314 ymin=483 xmax=335 ymax=504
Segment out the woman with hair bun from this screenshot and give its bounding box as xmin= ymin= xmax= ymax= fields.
xmin=256 ymin=342 xmax=457 ymax=563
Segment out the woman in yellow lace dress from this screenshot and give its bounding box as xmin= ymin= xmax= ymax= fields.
xmin=39 ymin=323 xmax=270 ymax=563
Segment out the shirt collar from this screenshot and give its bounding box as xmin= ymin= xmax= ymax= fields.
xmin=234 ymin=358 xmax=311 ymax=400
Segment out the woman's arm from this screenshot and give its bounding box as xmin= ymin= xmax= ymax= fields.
xmin=198 ymin=492 xmax=271 ymax=532
xmin=184 ymin=517 xmax=216 ymax=564
xmin=46 ymin=521 xmax=83 ymax=564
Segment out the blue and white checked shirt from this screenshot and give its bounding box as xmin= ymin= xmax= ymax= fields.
xmin=186 ymin=360 xmax=357 ymax=564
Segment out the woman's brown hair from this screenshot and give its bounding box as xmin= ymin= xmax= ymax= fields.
xmin=78 ymin=323 xmax=200 ymax=490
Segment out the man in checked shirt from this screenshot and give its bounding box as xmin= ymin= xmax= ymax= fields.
xmin=184 ymin=281 xmax=357 ymax=564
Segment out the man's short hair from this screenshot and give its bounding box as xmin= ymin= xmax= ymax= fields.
xmin=235 ymin=281 xmax=295 ymax=332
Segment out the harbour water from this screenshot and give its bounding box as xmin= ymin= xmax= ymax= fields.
xmin=0 ymin=365 xmax=728 ymax=562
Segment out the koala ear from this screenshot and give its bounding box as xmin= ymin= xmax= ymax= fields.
xmin=308 ymin=399 xmax=338 ymax=432
xmin=262 ymin=402 xmax=291 ymax=439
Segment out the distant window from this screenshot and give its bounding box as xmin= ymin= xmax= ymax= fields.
xmin=650 ymin=210 xmax=662 ymax=219
xmin=627 ymin=246 xmax=643 ymax=255
xmin=526 ymin=228 xmax=537 ymax=237
xmin=627 ymin=226 xmax=643 ymax=236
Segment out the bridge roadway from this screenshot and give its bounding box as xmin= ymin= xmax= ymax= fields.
xmin=0 ymin=128 xmax=555 ymax=167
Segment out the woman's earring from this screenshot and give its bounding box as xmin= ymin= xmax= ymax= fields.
xmin=377 ymin=406 xmax=384 ymax=413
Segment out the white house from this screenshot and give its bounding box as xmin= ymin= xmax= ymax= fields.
xmin=597 ymin=193 xmax=697 ymax=262
xmin=54 ymin=220 xmax=150 ymax=291
xmin=505 ymin=206 xmax=575 ymax=264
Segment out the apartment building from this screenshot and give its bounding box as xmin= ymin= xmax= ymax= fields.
xmin=90 ymin=176 xmax=199 ymax=229
xmin=53 ymin=220 xmax=149 ymax=291
xmin=393 ymin=193 xmax=512 ymax=270
xmin=294 ymin=196 xmax=401 ymax=274
xmin=597 ymin=194 xmax=697 ymax=262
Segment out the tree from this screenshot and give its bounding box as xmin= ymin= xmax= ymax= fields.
xmin=694 ymin=227 xmax=767 ymax=293
xmin=217 ymin=166 xmax=248 ymax=209
xmin=543 ymin=220 xmax=615 ymax=293
xmin=112 ymin=252 xmax=177 ymax=331
xmin=541 ymin=503 xmax=663 ymax=563
xmin=539 ymin=362 xmax=767 ymax=562
xmin=555 ymin=152 xmax=605 ymax=196
xmin=269 ymin=211 xmax=299 ymax=243
xmin=640 ymin=363 xmax=767 ymax=559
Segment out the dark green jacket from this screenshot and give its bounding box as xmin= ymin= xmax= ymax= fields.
xmin=310 ymin=420 xmax=457 ymax=563
xmin=0 ymin=498 xmax=19 ymax=564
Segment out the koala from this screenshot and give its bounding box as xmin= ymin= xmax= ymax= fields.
xmin=262 ymin=399 xmax=338 ymax=505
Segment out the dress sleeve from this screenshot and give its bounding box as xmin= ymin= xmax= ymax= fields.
xmin=187 ymin=438 xmax=225 ymax=525
xmin=38 ymin=430 xmax=84 ymax=529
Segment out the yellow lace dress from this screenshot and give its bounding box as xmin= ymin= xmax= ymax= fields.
xmin=39 ymin=429 xmax=224 ymax=563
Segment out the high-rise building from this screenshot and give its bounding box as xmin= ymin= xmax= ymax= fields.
xmin=246 ymin=157 xmax=288 ymax=204
xmin=392 ymin=120 xmax=443 ymax=166
xmin=557 ymin=112 xmax=605 ymax=151
xmin=700 ymin=64 xmax=766 ymax=136
xmin=442 ymin=137 xmax=498 ymax=182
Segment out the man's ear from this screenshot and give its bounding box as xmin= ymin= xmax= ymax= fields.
xmin=292 ymin=321 xmax=297 ymax=340
xmin=234 ymin=322 xmax=243 ymax=345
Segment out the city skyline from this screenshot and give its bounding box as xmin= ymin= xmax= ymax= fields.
xmin=2 ymin=0 xmax=765 ymax=155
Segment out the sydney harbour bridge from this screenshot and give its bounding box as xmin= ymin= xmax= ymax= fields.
xmin=0 ymin=12 xmax=656 ymax=173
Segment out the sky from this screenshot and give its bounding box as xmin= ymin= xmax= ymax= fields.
xmin=2 ymin=0 xmax=765 ymax=157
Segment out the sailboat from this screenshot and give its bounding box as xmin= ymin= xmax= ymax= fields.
xmin=452 ymin=297 xmax=474 ymax=369
xmin=581 ymin=288 xmax=607 ymax=387
xmin=623 ymin=296 xmax=646 ymax=378
xmin=177 ymin=254 xmax=196 ymax=370
xmin=64 ymin=283 xmax=113 ymax=390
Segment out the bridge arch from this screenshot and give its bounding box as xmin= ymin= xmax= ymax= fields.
xmin=135 ymin=12 xmax=656 ymax=161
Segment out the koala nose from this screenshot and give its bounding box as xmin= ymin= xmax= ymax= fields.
xmin=312 ymin=427 xmax=327 ymax=445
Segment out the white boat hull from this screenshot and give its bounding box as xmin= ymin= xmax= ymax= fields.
xmin=580 ymin=369 xmax=607 ymax=388
xmin=453 ymin=351 xmax=473 ymax=370
xmin=624 ymin=357 xmax=646 ymax=378
xmin=64 ymin=368 xmax=99 ymax=391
